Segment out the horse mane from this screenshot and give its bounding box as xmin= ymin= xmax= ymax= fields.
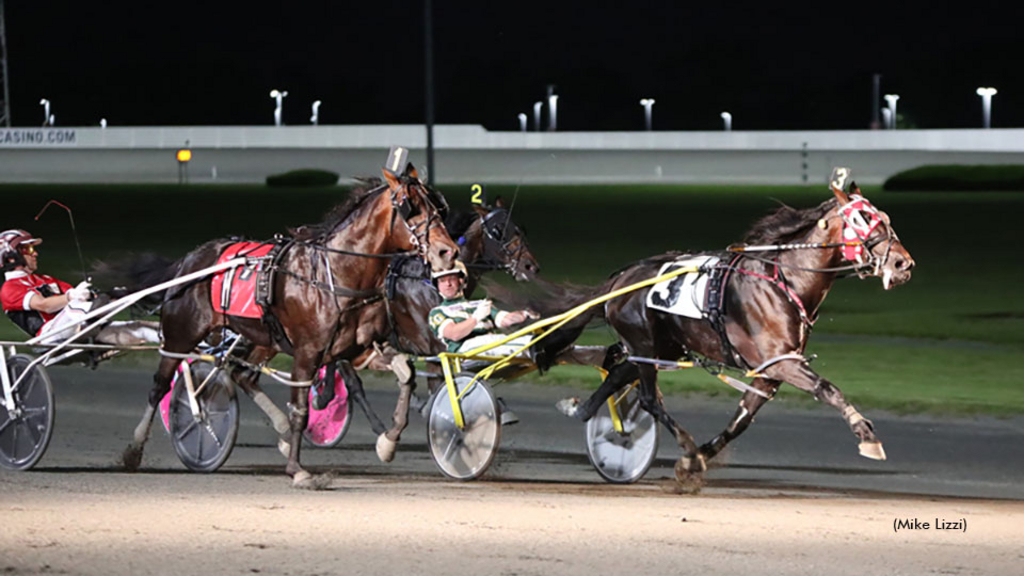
xmin=444 ymin=210 xmax=478 ymax=239
xmin=289 ymin=178 xmax=386 ymax=241
xmin=742 ymin=197 xmax=837 ymax=245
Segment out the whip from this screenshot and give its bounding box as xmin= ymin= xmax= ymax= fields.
xmin=34 ymin=200 xmax=88 ymax=282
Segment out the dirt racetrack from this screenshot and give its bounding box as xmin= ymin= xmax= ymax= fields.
xmin=3 ymin=472 xmax=1023 ymax=576
xmin=2 ymin=367 xmax=1023 ymax=575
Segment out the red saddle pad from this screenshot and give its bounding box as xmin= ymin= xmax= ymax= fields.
xmin=210 ymin=242 xmax=275 ymax=318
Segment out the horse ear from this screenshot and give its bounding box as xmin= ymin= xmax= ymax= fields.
xmin=494 ymin=196 xmax=505 ymax=208
xmin=850 ymin=181 xmax=862 ymax=196
xmin=831 ymin=182 xmax=850 ymax=205
xmin=403 ymin=162 xmax=419 ymax=180
xmin=471 ymin=203 xmax=489 ymax=218
xmin=382 ymin=168 xmax=401 ymax=191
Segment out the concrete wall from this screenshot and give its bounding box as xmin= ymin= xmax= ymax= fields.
xmin=1 ymin=125 xmax=1022 ymax=185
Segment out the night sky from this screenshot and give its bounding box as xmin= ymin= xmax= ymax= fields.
xmin=5 ymin=2 xmax=1022 ymax=131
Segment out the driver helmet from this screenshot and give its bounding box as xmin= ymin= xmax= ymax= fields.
xmin=431 ymin=260 xmax=468 ymax=282
xmin=0 ymin=229 xmax=42 ymax=271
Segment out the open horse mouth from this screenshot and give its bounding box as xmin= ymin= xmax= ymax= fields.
xmin=881 ymin=252 xmax=915 ymax=290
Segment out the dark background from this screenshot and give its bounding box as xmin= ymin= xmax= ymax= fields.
xmin=5 ymin=1 xmax=1022 ymax=131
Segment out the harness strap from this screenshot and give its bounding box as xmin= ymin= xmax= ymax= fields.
xmin=745 ymin=353 xmax=807 ymax=378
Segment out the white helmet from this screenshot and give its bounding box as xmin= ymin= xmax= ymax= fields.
xmin=431 ymin=260 xmax=468 ymax=281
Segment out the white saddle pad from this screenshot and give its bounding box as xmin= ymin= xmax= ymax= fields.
xmin=645 ymin=255 xmax=720 ymax=319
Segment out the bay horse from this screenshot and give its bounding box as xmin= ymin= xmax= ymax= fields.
xmin=548 ymin=182 xmax=915 ymax=484
xmin=122 ymin=164 xmax=460 ymax=485
xmin=295 ymin=195 xmax=542 ymax=461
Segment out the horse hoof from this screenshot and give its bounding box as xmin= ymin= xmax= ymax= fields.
xmin=555 ymin=397 xmax=580 ymax=418
xmin=376 ymin=433 xmax=397 ymax=463
xmin=121 ymin=443 xmax=144 ymax=471
xmin=277 ymin=438 xmax=291 ymax=458
xmin=292 ymin=470 xmax=313 ymax=487
xmin=858 ymin=441 xmax=887 ymax=461
xmin=673 ymin=460 xmax=706 ymax=494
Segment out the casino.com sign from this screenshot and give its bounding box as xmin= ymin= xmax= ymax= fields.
xmin=0 ymin=128 xmax=77 ymax=146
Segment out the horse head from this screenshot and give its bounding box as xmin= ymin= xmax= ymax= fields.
xmin=470 ymin=196 xmax=540 ymax=281
xmin=382 ymin=164 xmax=459 ymax=273
xmin=829 ymin=182 xmax=915 ymax=290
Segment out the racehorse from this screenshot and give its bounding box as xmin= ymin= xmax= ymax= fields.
xmin=298 ymin=195 xmax=542 ymax=461
xmin=120 ymin=164 xmax=460 ymax=485
xmin=547 ymin=180 xmax=915 ymax=485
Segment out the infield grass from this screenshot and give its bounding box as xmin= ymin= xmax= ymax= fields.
xmin=1 ymin=182 xmax=1020 ymax=416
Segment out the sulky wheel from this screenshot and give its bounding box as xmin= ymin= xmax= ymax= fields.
xmin=426 ymin=373 xmax=500 ymax=481
xmin=168 ymin=361 xmax=239 ymax=473
xmin=0 ymin=355 xmax=55 ymax=471
xmin=304 ymin=367 xmax=351 ymax=448
xmin=585 ymin=384 xmax=659 ymax=484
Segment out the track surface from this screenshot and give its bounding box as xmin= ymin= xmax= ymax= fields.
xmin=2 ymin=366 xmax=1022 ymax=575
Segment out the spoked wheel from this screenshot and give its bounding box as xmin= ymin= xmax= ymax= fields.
xmin=0 ymin=355 xmax=55 ymax=471
xmin=427 ymin=373 xmax=500 ymax=481
xmin=168 ymin=361 xmax=239 ymax=473
xmin=585 ymin=384 xmax=659 ymax=484
xmin=304 ymin=367 xmax=351 ymax=448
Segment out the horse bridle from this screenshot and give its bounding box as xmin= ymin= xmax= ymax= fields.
xmin=470 ymin=208 xmax=530 ymax=275
xmin=836 ymin=196 xmax=899 ymax=278
xmin=390 ymin=181 xmax=449 ymax=263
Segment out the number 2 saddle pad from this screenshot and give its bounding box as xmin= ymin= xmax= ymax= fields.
xmin=645 ymin=255 xmax=721 ymax=319
xmin=210 ymin=241 xmax=276 ymax=318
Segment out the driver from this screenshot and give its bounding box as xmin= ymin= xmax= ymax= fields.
xmin=428 ymin=261 xmax=537 ymax=425
xmin=1 ymin=229 xmax=159 ymax=346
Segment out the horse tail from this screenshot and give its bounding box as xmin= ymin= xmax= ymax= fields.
xmin=91 ymin=252 xmax=183 ymax=312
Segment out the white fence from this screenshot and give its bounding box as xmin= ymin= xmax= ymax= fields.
xmin=1 ymin=125 xmax=1022 ymax=185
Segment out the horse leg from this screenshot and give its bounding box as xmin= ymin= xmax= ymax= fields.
xmin=230 ymin=349 xmax=292 ymax=457
xmin=122 ymin=354 xmax=179 ymax=471
xmin=337 ymin=361 xmax=388 ymax=436
xmin=698 ymin=378 xmax=779 ymax=462
xmin=557 ymin=359 xmax=639 ymax=421
xmin=284 ymin=355 xmax=318 ymax=487
xmin=766 ymin=359 xmax=886 ymax=460
xmin=360 ymin=350 xmax=417 ymax=463
xmin=632 ymin=362 xmax=706 ymax=486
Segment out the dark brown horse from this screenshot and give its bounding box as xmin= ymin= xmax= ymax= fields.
xmin=310 ymin=196 xmax=542 ymax=461
xmin=548 ymin=182 xmax=915 ymax=484
xmin=121 ymin=165 xmax=460 ymax=485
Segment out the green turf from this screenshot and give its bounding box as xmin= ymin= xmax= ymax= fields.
xmin=1 ymin=182 xmax=1020 ymax=415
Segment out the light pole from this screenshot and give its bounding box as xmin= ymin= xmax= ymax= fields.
xmin=976 ymin=87 xmax=997 ymax=129
xmin=720 ymin=111 xmax=732 ymax=131
xmin=517 ymin=113 xmax=527 ymax=132
xmin=533 ymin=101 xmax=542 ymax=131
xmin=269 ymin=89 xmax=288 ymax=126
xmin=100 ymin=118 xmax=107 ymax=129
xmin=883 ymin=94 xmax=899 ymax=130
xmin=640 ymin=98 xmax=655 ymax=131
xmin=881 ymin=108 xmax=892 ymax=130
xmin=310 ymin=100 xmax=321 ymax=125
xmin=547 ymin=94 xmax=558 ymax=131
xmin=39 ymin=98 xmax=50 ymax=126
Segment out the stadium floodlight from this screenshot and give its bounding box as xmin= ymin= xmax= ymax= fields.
xmin=883 ymin=94 xmax=899 ymax=130
xmin=100 ymin=118 xmax=107 ymax=129
xmin=533 ymin=101 xmax=542 ymax=131
xmin=976 ymin=87 xmax=997 ymax=129
xmin=269 ymin=89 xmax=288 ymax=127
xmin=640 ymin=98 xmax=655 ymax=131
xmin=310 ymin=100 xmax=321 ymax=125
xmin=39 ymin=98 xmax=50 ymax=126
xmin=547 ymin=94 xmax=558 ymax=131
xmin=720 ymin=111 xmax=732 ymax=131
xmin=517 ymin=113 xmax=527 ymax=132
